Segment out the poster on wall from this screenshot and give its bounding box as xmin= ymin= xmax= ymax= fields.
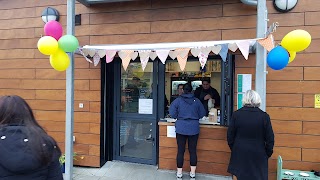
xmin=237 ymin=74 xmax=252 ymax=109
xmin=315 ymin=94 xmax=320 ymax=108
xmin=167 ymin=126 xmax=176 ymax=138
xmin=139 ymin=99 xmax=153 ymax=114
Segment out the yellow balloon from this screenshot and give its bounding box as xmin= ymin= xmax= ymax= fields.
xmin=281 ymin=29 xmax=311 ymax=52
xmin=288 ymin=51 xmax=296 ymax=63
xmin=50 ymin=48 xmax=70 ymax=71
xmin=37 ymin=36 xmax=58 ymax=55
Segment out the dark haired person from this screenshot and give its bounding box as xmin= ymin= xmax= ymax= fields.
xmin=170 ymin=83 xmax=185 ymax=104
xmin=194 ymin=79 xmax=220 ymax=115
xmin=0 ymin=95 xmax=63 ymax=180
xmin=169 ymin=84 xmax=206 ymax=179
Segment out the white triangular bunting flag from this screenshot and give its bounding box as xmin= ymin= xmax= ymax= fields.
xmin=200 ymin=46 xmax=211 ymax=56
xmin=138 ymin=50 xmax=151 ymax=61
xmin=150 ymin=51 xmax=157 ymax=60
xmin=236 ymin=40 xmax=251 ymax=60
xmin=156 ymin=50 xmax=170 ymax=64
xmin=79 ymin=48 xmax=92 ymax=63
xmin=93 ymin=53 xmax=101 ymax=66
xmin=131 ymin=51 xmax=138 ymax=61
xmin=169 ymin=50 xmax=177 ymax=60
xmin=97 ymin=50 xmax=106 ymax=58
xmin=228 ymin=43 xmax=238 ymax=52
xmin=191 ymin=48 xmax=201 ymax=57
xmin=88 ymin=49 xmax=96 ymax=57
xmin=141 ymin=56 xmax=149 ymax=71
xmin=198 ymin=52 xmax=208 ymax=69
xmin=119 ymin=50 xmax=134 ymax=70
xmin=211 ymin=45 xmax=222 ymax=54
xmin=82 ymin=48 xmax=89 ymax=56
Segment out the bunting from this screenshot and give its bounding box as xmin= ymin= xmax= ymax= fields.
xmin=257 ymin=34 xmax=275 ymax=52
xmin=219 ymin=44 xmax=229 ymax=62
xmin=81 ymin=35 xmax=277 ymax=69
xmin=119 ymin=50 xmax=134 ymax=70
xmin=156 ymin=50 xmax=170 ymax=64
xmin=176 ymin=48 xmax=190 ymax=71
xmin=106 ymin=50 xmax=117 ymax=63
xmin=236 ymin=40 xmax=251 ymax=60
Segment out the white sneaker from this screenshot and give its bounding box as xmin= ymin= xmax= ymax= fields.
xmin=190 ymin=172 xmax=196 ymax=178
xmin=176 ymin=172 xmax=183 ymax=178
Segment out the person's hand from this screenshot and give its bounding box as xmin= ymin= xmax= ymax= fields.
xmin=204 ymin=94 xmax=212 ymax=100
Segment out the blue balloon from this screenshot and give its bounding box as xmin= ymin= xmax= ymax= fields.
xmin=267 ymin=46 xmax=289 ymax=70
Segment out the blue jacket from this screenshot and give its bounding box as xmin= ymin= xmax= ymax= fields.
xmin=169 ymin=93 xmax=206 ymax=135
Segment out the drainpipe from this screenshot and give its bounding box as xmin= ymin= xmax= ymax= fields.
xmin=240 ymin=0 xmax=267 ymax=111
xmin=240 ymin=0 xmax=257 ymax=6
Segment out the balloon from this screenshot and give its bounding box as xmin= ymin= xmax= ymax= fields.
xmin=44 ymin=20 xmax=63 ymax=40
xmin=50 ymin=48 xmax=70 ymax=71
xmin=58 ymin=35 xmax=79 ymax=52
xmin=288 ymin=51 xmax=296 ymax=63
xmin=281 ymin=29 xmax=311 ymax=52
xmin=267 ymin=46 xmax=289 ymax=70
xmin=37 ymin=36 xmax=58 ymax=55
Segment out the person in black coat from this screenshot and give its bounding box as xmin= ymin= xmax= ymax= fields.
xmin=0 ymin=95 xmax=63 ymax=180
xmin=194 ymin=79 xmax=220 ymax=115
xmin=227 ymin=90 xmax=274 ymax=180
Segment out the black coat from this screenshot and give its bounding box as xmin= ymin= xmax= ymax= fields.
xmin=227 ymin=107 xmax=274 ymax=180
xmin=0 ymin=125 xmax=63 ymax=180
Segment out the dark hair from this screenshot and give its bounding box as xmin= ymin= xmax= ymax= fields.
xmin=183 ymin=83 xmax=192 ymax=93
xmin=0 ymin=95 xmax=61 ymax=165
xmin=177 ymin=84 xmax=184 ymax=89
xmin=202 ymin=78 xmax=211 ymax=84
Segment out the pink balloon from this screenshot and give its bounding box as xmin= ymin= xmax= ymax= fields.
xmin=44 ymin=21 xmax=63 ymax=40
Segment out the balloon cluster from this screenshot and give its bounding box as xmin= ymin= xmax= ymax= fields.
xmin=37 ymin=21 xmax=79 ymax=71
xmin=267 ymin=29 xmax=311 ymax=70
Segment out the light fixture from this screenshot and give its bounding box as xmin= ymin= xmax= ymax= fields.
xmin=41 ymin=7 xmax=60 ymax=23
xmin=273 ymin=0 xmax=298 ymax=13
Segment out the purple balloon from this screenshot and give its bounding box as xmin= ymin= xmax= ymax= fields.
xmin=44 ymin=21 xmax=63 ymax=40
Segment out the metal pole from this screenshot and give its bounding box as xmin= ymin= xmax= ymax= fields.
xmin=65 ymin=0 xmax=75 ymax=180
xmin=255 ymin=0 xmax=268 ymax=111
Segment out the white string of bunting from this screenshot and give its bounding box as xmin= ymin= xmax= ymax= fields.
xmin=80 ymin=35 xmax=275 ymax=71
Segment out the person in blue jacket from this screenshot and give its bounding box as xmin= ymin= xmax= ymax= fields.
xmin=0 ymin=95 xmax=63 ymax=180
xmin=169 ymin=83 xmax=206 ymax=179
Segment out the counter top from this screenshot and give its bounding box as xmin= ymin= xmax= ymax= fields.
xmin=158 ymin=121 xmax=228 ymax=129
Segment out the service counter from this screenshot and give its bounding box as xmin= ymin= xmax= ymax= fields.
xmin=158 ymin=121 xmax=231 ymax=176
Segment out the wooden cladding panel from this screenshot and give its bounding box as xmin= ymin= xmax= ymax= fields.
xmin=271 ymin=147 xmax=301 ymax=161
xmin=266 ymin=94 xmax=302 ymax=107
xmin=90 ymin=30 xmax=222 ymax=45
xmin=303 ymin=122 xmax=320 ymax=135
xmin=267 ymin=67 xmax=303 ymax=81
xmin=302 ymin=149 xmax=320 ymax=162
xmin=272 ymin=120 xmax=302 ymax=134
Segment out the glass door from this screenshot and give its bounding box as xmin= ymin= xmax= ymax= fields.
xmin=114 ymin=59 xmax=157 ymax=165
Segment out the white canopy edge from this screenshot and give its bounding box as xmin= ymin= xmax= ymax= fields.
xmin=82 ymin=38 xmax=261 ymax=51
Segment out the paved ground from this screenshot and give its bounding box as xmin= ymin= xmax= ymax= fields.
xmin=64 ymin=161 xmax=232 ymax=180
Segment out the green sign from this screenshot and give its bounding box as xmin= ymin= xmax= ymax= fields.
xmin=237 ymin=93 xmax=243 ymax=109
